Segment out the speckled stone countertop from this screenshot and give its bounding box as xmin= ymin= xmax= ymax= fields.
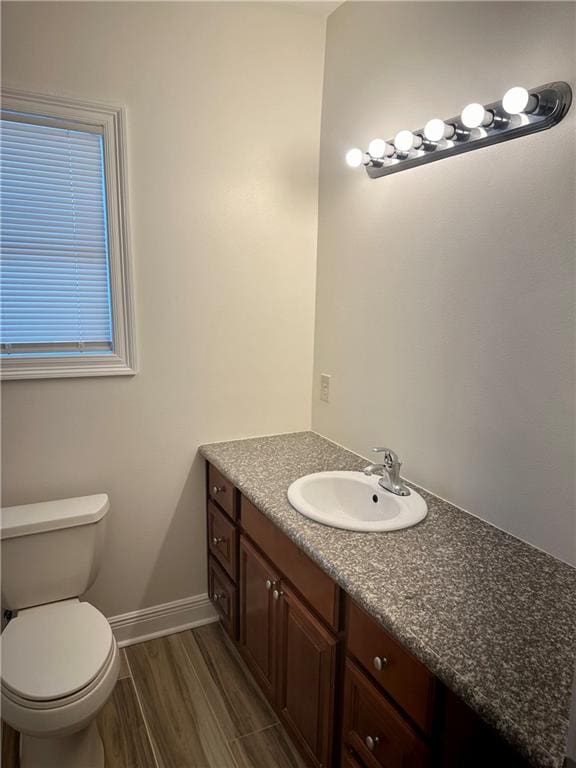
xmin=200 ymin=431 xmax=576 ymax=768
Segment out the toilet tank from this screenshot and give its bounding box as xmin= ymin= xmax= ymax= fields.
xmin=1 ymin=495 xmax=110 ymax=611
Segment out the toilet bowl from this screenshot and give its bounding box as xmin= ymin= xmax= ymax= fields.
xmin=1 ymin=495 xmax=118 ymax=767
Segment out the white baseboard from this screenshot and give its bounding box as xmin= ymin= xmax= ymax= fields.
xmin=109 ymin=593 xmax=218 ymax=647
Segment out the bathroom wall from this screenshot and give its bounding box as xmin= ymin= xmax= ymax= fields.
xmin=1 ymin=1 xmax=328 ymax=617
xmin=313 ymin=2 xmax=576 ymax=565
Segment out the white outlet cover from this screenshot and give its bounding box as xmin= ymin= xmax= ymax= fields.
xmin=320 ymin=374 xmax=330 ymax=403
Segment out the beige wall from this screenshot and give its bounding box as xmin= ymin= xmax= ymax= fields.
xmin=2 ymin=0 xmax=574 ymax=620
xmin=313 ymin=2 xmax=576 ymax=565
xmin=1 ymin=1 xmax=327 ymax=616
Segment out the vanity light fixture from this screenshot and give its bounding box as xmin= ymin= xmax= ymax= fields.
xmin=346 ymin=81 xmax=572 ymax=179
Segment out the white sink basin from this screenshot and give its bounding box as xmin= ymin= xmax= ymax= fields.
xmin=287 ymin=471 xmax=427 ymax=532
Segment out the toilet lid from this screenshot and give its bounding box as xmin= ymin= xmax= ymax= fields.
xmin=1 ymin=600 xmax=113 ymax=701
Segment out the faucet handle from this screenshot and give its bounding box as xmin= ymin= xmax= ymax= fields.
xmin=372 ymin=447 xmax=400 ymax=469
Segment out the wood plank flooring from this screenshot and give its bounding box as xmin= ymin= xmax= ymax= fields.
xmin=98 ymin=677 xmax=157 ymax=768
xmin=179 ymin=624 xmax=277 ymax=741
xmin=1 ymin=622 xmax=307 ymax=768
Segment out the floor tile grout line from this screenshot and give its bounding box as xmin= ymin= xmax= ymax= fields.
xmin=124 ymin=648 xmax=162 ymax=768
xmin=177 ymin=630 xmax=242 ymax=767
xmin=230 ymin=721 xmax=280 ymax=744
xmin=214 ymin=631 xmax=281 ymax=733
xmin=179 ymin=625 xmax=280 ymax=740
xmin=120 ymin=648 xmax=133 ymax=680
xmin=179 ymin=627 xmax=229 ymax=718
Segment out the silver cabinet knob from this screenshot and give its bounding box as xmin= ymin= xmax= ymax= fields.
xmin=213 ymin=592 xmax=225 ymax=602
xmin=373 ymin=655 xmax=388 ymax=671
xmin=265 ymin=579 xmax=273 ymax=591
xmin=212 ymin=485 xmax=224 ymax=495
xmin=212 ymin=536 xmax=225 ymax=545
xmin=272 ymin=588 xmax=284 ymax=601
xmin=365 ymin=736 xmax=379 ymax=751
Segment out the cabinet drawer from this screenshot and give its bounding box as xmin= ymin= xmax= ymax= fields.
xmin=343 ymin=660 xmax=430 ymax=768
xmin=241 ymin=495 xmax=340 ymax=629
xmin=208 ymin=463 xmax=237 ymax=520
xmin=208 ymin=500 xmax=238 ymax=580
xmin=208 ymin=555 xmax=237 ymax=639
xmin=347 ymin=600 xmax=435 ymax=734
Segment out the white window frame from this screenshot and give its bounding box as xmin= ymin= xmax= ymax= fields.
xmin=1 ymin=88 xmax=137 ymax=380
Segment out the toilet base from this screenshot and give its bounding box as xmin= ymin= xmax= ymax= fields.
xmin=20 ymin=721 xmax=104 ymax=768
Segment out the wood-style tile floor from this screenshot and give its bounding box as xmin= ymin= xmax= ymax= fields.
xmin=1 ymin=622 xmax=306 ymax=768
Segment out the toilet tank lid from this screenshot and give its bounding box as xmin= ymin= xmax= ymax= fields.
xmin=1 ymin=494 xmax=110 ymax=540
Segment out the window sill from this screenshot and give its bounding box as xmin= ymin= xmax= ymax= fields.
xmin=1 ymin=354 xmax=137 ymax=381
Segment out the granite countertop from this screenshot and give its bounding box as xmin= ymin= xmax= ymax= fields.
xmin=200 ymin=431 xmax=576 ymax=768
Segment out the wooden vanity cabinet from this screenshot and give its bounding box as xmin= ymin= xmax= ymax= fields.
xmin=205 ymin=462 xmax=530 ymax=768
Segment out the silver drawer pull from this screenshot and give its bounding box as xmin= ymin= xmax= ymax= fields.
xmin=213 ymin=592 xmax=226 ymax=602
xmin=265 ymin=579 xmax=273 ymax=591
xmin=365 ymin=735 xmax=380 ymax=751
xmin=212 ymin=485 xmax=225 ymax=495
xmin=373 ymin=655 xmax=388 ymax=671
xmin=212 ymin=537 xmax=225 ymax=545
xmin=272 ymin=588 xmax=284 ymax=601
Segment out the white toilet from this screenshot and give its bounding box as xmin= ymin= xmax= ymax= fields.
xmin=1 ymin=495 xmax=120 ymax=768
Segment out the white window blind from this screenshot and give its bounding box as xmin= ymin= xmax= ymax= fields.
xmin=1 ymin=114 xmax=114 ymax=356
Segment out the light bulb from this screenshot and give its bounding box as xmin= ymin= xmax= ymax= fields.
xmin=368 ymin=138 xmax=393 ymax=159
xmin=461 ymin=103 xmax=493 ymax=129
xmin=423 ymin=118 xmax=456 ymax=142
xmin=394 ymin=130 xmax=423 ymax=153
xmin=502 ymin=86 xmax=538 ymax=115
xmin=345 ymin=148 xmax=365 ymax=168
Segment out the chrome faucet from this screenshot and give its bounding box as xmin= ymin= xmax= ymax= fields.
xmin=363 ymin=447 xmax=411 ymax=497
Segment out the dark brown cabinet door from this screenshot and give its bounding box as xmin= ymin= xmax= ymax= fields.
xmin=239 ymin=536 xmax=278 ymax=701
xmin=276 ymin=582 xmax=337 ymax=768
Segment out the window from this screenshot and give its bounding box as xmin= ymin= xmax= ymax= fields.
xmin=1 ymin=89 xmax=136 ymax=379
